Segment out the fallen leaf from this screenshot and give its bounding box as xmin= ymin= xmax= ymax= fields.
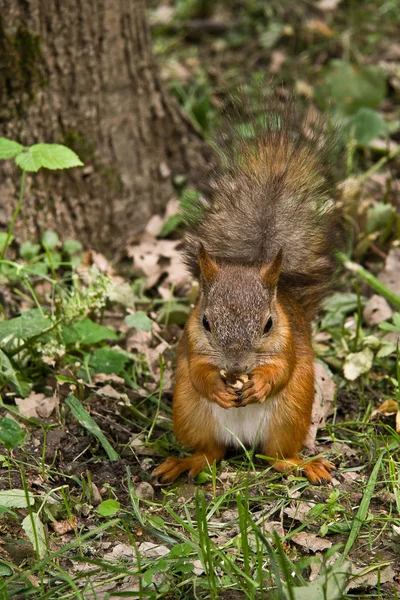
xmin=291 ymin=532 xmax=332 ymax=553
xmin=305 ymin=361 xmax=335 ymax=449
xmin=344 ymin=348 xmax=374 ymax=381
xmin=92 ymin=373 xmax=125 ymax=385
xmin=50 ymin=517 xmax=76 ymax=535
xmin=379 ymin=248 xmax=400 ymax=296
xmin=137 ymin=542 xmax=169 ymax=558
xmin=96 ymin=385 xmax=122 ymax=400
xmin=305 ymin=19 xmax=333 ymax=36
xmin=317 ymin=0 xmax=342 ymax=9
xmin=105 ymin=543 xmax=136 ymax=560
xmin=284 ymin=501 xmax=314 ymax=523
xmin=16 ymin=393 xmax=57 ymax=419
xmin=363 ymin=295 xmax=393 ymax=326
xmin=345 ymin=565 xmax=395 ymax=591
xmin=397 ymin=411 xmax=400 ymax=434
xmin=371 ymin=399 xmax=398 ymax=418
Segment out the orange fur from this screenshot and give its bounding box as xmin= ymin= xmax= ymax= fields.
xmin=154 ymin=287 xmax=334 ymax=485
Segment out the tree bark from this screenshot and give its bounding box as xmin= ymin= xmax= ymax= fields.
xmin=0 ymin=0 xmax=209 ymax=253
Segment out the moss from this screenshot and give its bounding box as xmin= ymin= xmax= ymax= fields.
xmin=0 ymin=22 xmax=46 ymax=121
xmin=63 ymin=130 xmax=97 ymax=164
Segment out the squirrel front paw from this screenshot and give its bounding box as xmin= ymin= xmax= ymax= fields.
xmin=211 ymin=378 xmax=241 ymax=409
xmin=239 ymin=370 xmax=271 ymax=406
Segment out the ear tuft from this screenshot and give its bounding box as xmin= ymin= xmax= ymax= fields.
xmin=198 ymin=244 xmax=219 ymax=283
xmin=260 ymin=249 xmax=283 ymax=289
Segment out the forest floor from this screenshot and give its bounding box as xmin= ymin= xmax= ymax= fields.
xmin=1 ymin=0 xmax=400 ymax=598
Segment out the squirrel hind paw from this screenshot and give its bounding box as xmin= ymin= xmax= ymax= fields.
xmin=272 ymin=457 xmax=335 ymax=485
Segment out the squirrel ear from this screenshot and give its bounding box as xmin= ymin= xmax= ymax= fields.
xmin=260 ymin=248 xmax=283 ymax=289
xmin=198 ymin=244 xmax=219 ymax=283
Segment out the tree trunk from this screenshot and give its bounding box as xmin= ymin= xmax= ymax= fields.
xmin=0 ymin=0 xmax=209 ymax=253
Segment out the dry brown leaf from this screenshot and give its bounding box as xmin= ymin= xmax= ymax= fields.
xmin=363 ymin=295 xmax=393 ymax=326
xmin=371 ymin=399 xmax=398 ymax=418
xmin=291 ymin=532 xmax=332 ymax=552
xmin=284 ymin=501 xmax=314 ymax=523
xmin=396 ymin=411 xmax=400 ymax=434
xmin=345 ymin=565 xmax=395 ymax=592
xmin=379 ymin=248 xmax=400 ymax=296
xmin=127 ymin=236 xmax=190 ymax=291
xmin=138 ymin=542 xmax=169 ymax=558
xmin=305 ymin=361 xmax=335 ymax=449
xmin=92 ymin=373 xmax=125 ymax=385
xmin=96 ymin=385 xmax=122 ymax=400
xmin=50 ymin=517 xmax=76 ymax=535
xmin=16 ymin=393 xmax=57 ymax=419
xmin=305 ymin=19 xmax=333 ymax=36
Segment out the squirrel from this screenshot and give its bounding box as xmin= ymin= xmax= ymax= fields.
xmin=154 ymin=94 xmax=345 ymax=485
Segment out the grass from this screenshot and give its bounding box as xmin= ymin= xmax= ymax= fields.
xmin=1 ymin=0 xmax=400 ymax=598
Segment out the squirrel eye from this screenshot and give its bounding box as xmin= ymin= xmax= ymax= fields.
xmin=202 ymin=315 xmax=211 ymax=332
xmin=263 ymin=317 xmax=273 ymax=335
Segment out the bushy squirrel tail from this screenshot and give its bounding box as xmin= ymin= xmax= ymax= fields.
xmin=183 ymin=91 xmax=346 ymax=318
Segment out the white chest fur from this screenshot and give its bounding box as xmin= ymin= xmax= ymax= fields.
xmin=208 ymin=399 xmax=275 ymax=448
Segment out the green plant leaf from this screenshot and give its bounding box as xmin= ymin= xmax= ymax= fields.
xmin=285 ymin=558 xmax=351 ymax=600
xmin=15 ymin=149 xmax=42 ymax=172
xmin=159 ymin=214 xmax=183 ymax=238
xmin=61 ymin=318 xmax=118 ymax=346
xmin=0 ymin=309 xmax=51 ymax=343
xmin=63 ymin=239 xmax=82 ymax=254
xmin=0 ymin=349 xmax=32 ymax=397
xmin=15 ymin=143 xmax=83 ymax=172
xmin=0 ymin=418 xmax=25 ymax=450
xmin=41 ymin=230 xmax=59 ymax=250
xmin=89 ymin=347 xmax=130 ymax=375
xmin=343 ymin=347 xmax=374 ymax=381
xmin=20 ymin=241 xmax=41 ymax=260
xmin=346 ymin=108 xmax=388 ymax=146
xmin=65 ymin=394 xmax=119 ymax=461
xmin=22 ymin=512 xmax=47 ymax=559
xmin=0 ymin=138 xmax=24 ymax=159
xmin=0 ymin=489 xmax=34 ymax=508
xmin=97 ymin=499 xmax=120 ymax=517
xmin=366 ymin=202 xmax=395 ymax=234
xmin=0 ymin=561 xmax=13 ymax=576
xmin=125 ymin=311 xmax=153 ymax=332
xmin=168 ymin=543 xmax=194 ymax=559
xmin=315 ymin=60 xmax=387 ymax=115
xmin=321 ymin=292 xmax=364 ymax=328
xmin=0 ymin=232 xmax=14 ymax=251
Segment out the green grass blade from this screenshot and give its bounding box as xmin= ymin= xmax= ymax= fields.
xmin=342 ymin=451 xmax=383 ymax=560
xmin=65 ymin=394 xmax=119 ymax=461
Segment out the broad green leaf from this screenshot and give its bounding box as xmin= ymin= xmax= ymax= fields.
xmin=285 ymin=558 xmax=351 ymax=600
xmin=63 ymin=239 xmax=82 ymax=254
xmin=0 ymin=232 xmax=14 ymax=251
xmin=44 ymin=250 xmax=62 ymax=269
xmin=0 ymin=418 xmax=25 ymax=450
xmin=158 ymin=302 xmax=191 ymax=325
xmin=315 ymin=60 xmax=387 ymax=115
xmin=22 ymin=512 xmax=47 ymax=559
xmin=15 ymin=149 xmax=42 ymax=172
xmin=0 ymin=349 xmax=33 ymax=397
xmin=29 ymin=143 xmax=83 ymax=170
xmin=0 ymin=138 xmax=24 ymax=160
xmin=366 ymin=202 xmax=394 ymax=234
xmin=20 ymin=240 xmax=41 ymax=260
xmin=0 ymin=489 xmax=34 ymax=508
xmin=97 ymin=499 xmax=120 ymax=517
xmin=41 ymin=230 xmax=59 ymax=250
xmin=0 ymin=561 xmax=13 ymax=576
xmin=343 ymin=347 xmax=374 ymax=381
xmin=168 ymin=543 xmax=194 ymax=559
xmin=0 ymin=309 xmax=51 ymax=343
xmin=125 ymin=311 xmax=153 ymax=332
xmin=347 ymin=108 xmax=388 ymax=146
xmin=321 ymin=292 xmax=364 ymax=329
xmin=89 ymin=347 xmax=129 ymax=375
xmin=61 ymin=318 xmax=118 ymax=346
xmin=65 ymin=394 xmax=119 ymax=461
